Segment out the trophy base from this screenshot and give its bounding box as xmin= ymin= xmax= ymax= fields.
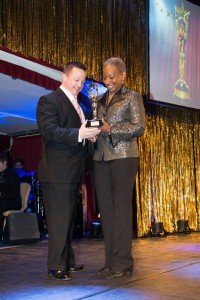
xmin=86 ymin=119 xmax=103 ymax=128
xmin=174 ymin=79 xmax=190 ymax=100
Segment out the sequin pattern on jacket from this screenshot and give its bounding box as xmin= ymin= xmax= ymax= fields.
xmin=93 ymin=86 xmax=146 ymax=161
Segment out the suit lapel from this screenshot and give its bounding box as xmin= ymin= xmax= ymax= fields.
xmin=99 ymin=93 xmax=107 ymax=108
xmin=107 ymin=87 xmax=127 ymax=109
xmin=99 ymin=87 xmax=127 ymax=111
xmin=55 ymin=88 xmax=82 ymax=122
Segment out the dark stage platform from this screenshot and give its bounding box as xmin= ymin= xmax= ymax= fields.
xmin=0 ymin=233 xmax=200 ymax=299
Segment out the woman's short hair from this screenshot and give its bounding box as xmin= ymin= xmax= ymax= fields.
xmin=103 ymin=57 xmax=126 ymax=73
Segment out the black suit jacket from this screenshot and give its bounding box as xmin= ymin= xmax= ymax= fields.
xmin=36 ymin=88 xmax=84 ymax=184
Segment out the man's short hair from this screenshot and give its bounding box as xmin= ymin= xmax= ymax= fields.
xmin=63 ymin=61 xmax=87 ymax=74
xmin=0 ymin=152 xmax=8 ymax=163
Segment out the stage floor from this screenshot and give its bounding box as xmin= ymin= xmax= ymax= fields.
xmin=0 ymin=233 xmax=200 ymax=299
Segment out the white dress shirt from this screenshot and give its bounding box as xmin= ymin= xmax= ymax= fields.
xmin=60 ymin=85 xmax=85 ymax=142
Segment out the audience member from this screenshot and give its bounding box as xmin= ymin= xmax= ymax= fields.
xmin=0 ymin=152 xmax=22 ymax=241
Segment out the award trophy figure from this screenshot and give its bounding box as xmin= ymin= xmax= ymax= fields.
xmin=174 ymin=3 xmax=190 ymax=100
xmin=86 ymin=83 xmax=103 ymax=127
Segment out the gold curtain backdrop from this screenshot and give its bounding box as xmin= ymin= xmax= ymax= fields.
xmin=1 ymin=0 xmax=200 ymax=236
xmin=137 ymin=106 xmax=200 ymax=236
xmin=0 ymin=0 xmax=147 ymax=93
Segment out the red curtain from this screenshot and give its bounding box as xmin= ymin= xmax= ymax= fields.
xmin=0 ymin=135 xmax=10 ymax=151
xmin=12 ymin=135 xmax=42 ymax=172
xmin=0 ymin=47 xmax=61 ymax=90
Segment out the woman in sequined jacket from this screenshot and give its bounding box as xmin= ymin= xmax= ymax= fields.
xmin=94 ymin=57 xmax=146 ymax=279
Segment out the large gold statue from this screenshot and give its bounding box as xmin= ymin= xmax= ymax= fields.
xmin=174 ymin=3 xmax=190 ymax=100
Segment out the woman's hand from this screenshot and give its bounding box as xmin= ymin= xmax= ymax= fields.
xmin=88 ymin=136 xmax=98 ymax=143
xmin=101 ymin=118 xmax=111 ymax=134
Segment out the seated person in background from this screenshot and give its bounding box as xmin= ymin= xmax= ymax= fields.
xmin=0 ymin=152 xmax=22 ymax=241
xmin=13 ymin=159 xmax=27 ymax=178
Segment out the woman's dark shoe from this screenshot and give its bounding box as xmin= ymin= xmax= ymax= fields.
xmin=97 ymin=267 xmax=111 ymax=276
xmin=106 ymin=269 xmax=132 ymax=279
xmin=68 ymin=265 xmax=85 ymax=272
xmin=48 ymin=270 xmax=71 ymax=281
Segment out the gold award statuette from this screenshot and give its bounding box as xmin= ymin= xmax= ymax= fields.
xmin=86 ymin=83 xmax=103 ymax=128
xmin=174 ymin=3 xmax=190 ymax=100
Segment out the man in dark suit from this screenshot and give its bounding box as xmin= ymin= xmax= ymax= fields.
xmin=36 ymin=61 xmax=100 ymax=281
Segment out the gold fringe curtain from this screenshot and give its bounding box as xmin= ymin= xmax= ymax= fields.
xmin=1 ymin=0 xmax=200 ymax=236
xmin=0 ymin=0 xmax=147 ymax=93
xmin=137 ymin=107 xmax=200 ymax=236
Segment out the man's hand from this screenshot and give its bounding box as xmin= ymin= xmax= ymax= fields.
xmin=79 ymin=121 xmax=101 ymax=140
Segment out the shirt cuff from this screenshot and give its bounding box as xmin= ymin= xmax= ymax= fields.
xmin=78 ymin=130 xmax=82 ymax=142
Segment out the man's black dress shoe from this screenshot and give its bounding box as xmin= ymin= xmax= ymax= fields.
xmin=106 ymin=269 xmax=132 ymax=279
xmin=48 ymin=270 xmax=71 ymax=281
xmin=97 ymin=267 xmax=111 ymax=276
xmin=68 ymin=265 xmax=85 ymax=272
